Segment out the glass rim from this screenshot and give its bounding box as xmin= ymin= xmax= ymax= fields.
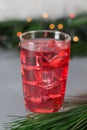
xmin=20 ymin=30 xmax=71 ymax=42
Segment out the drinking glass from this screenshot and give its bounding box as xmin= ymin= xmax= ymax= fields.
xmin=20 ymin=30 xmax=71 ymax=113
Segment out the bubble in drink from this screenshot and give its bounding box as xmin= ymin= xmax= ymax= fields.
xmin=20 ymin=38 xmax=70 ymax=113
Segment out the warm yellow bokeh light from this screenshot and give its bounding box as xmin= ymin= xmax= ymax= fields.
xmin=17 ymin=32 xmax=22 ymax=37
xmin=73 ymin=36 xmax=79 ymax=42
xmin=57 ymin=24 xmax=63 ymax=29
xmin=49 ymin=24 xmax=55 ymax=29
xmin=26 ymin=17 xmax=32 ymax=22
xmin=42 ymin=13 xmax=48 ymax=19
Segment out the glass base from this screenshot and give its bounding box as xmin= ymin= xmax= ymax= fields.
xmin=25 ymin=105 xmax=64 ymax=116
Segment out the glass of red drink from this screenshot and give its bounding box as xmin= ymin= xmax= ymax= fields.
xmin=20 ymin=30 xmax=71 ymax=113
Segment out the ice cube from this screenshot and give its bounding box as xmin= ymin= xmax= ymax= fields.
xmin=49 ymin=50 xmax=68 ymax=67
xmin=30 ymin=97 xmax=42 ymax=103
xmin=23 ymin=69 xmax=36 ymax=81
xmin=26 ymin=55 xmax=36 ymax=66
xmin=41 ymin=52 xmax=58 ymax=63
xmin=47 ymin=40 xmax=64 ymax=52
xmin=36 ymin=55 xmax=43 ymax=67
xmin=48 ymin=82 xmax=62 ymax=98
xmin=42 ymin=70 xmax=51 ymax=83
xmin=23 ymin=84 xmax=48 ymax=98
xmin=35 ymin=70 xmax=42 ymax=82
xmin=57 ymin=50 xmax=68 ymax=58
xmin=48 ymin=39 xmax=56 ymax=47
xmin=40 ymin=69 xmax=59 ymax=89
xmin=58 ymin=42 xmax=69 ymax=50
xmin=47 ymin=40 xmax=58 ymax=52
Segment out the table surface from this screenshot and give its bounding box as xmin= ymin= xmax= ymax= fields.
xmin=0 ymin=50 xmax=87 ymax=129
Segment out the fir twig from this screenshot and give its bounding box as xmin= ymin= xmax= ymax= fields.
xmin=4 ymin=104 xmax=87 ymax=130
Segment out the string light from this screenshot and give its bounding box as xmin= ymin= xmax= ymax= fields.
xmin=73 ymin=36 xmax=79 ymax=42
xmin=42 ymin=13 xmax=48 ymax=19
xmin=17 ymin=32 xmax=22 ymax=37
xmin=26 ymin=17 xmax=32 ymax=22
xmin=57 ymin=24 xmax=63 ymax=30
xmin=69 ymin=13 xmax=75 ymax=19
xmin=49 ymin=24 xmax=55 ymax=29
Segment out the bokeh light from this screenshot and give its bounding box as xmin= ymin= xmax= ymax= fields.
xmin=49 ymin=24 xmax=55 ymax=29
xmin=69 ymin=13 xmax=75 ymax=19
xmin=42 ymin=13 xmax=48 ymax=19
xmin=57 ymin=24 xmax=64 ymax=29
xmin=17 ymin=32 xmax=22 ymax=37
xmin=73 ymin=36 xmax=79 ymax=42
xmin=26 ymin=17 xmax=32 ymax=22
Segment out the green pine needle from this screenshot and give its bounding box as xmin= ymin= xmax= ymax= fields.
xmin=4 ymin=104 xmax=87 ymax=130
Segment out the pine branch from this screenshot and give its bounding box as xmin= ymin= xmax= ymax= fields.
xmin=71 ymin=17 xmax=87 ymax=27
xmin=4 ymin=104 xmax=87 ymax=130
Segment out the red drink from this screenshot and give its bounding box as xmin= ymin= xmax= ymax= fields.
xmin=20 ymin=38 xmax=70 ymax=113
